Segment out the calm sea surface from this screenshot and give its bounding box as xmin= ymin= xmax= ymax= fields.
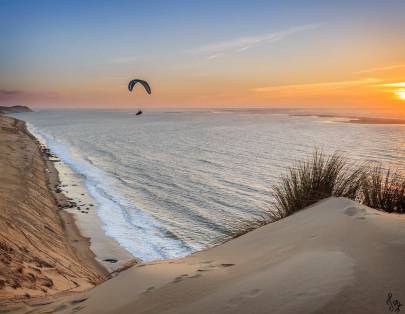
xmin=15 ymin=109 xmax=405 ymax=261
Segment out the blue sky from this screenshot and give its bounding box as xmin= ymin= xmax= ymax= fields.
xmin=1 ymin=0 xmax=405 ymax=111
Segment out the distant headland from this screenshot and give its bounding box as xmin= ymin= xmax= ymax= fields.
xmin=0 ymin=105 xmax=33 ymax=114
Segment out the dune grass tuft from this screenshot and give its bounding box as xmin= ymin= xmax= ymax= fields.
xmin=270 ymin=150 xmax=364 ymax=220
xmin=270 ymin=150 xmax=405 ymax=220
xmin=361 ymin=165 xmax=405 ymax=213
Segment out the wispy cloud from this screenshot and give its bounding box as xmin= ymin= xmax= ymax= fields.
xmin=251 ymin=78 xmax=380 ymax=93
xmin=237 ymin=46 xmax=250 ymax=52
xmin=207 ymin=53 xmax=225 ymax=60
xmin=191 ymin=23 xmax=321 ymax=56
xmin=355 ymin=63 xmax=405 ymax=74
xmin=109 ymin=56 xmax=138 ymax=64
xmin=376 ymin=82 xmax=405 ymax=87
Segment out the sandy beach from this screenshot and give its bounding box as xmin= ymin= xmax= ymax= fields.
xmin=0 ymin=115 xmax=107 ymax=304
xmin=28 ymin=124 xmax=136 ymax=273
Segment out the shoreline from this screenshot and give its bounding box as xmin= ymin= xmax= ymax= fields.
xmin=24 ymin=121 xmax=137 ymax=273
xmin=0 ymin=115 xmax=108 ymax=304
xmin=36 ymin=134 xmax=110 ymax=278
xmin=27 ymin=120 xmax=140 ymax=274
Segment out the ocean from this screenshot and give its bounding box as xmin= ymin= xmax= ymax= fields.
xmin=15 ymin=109 xmax=405 ymax=261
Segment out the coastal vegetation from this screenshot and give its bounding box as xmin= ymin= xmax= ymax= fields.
xmin=361 ymin=166 xmax=405 ymax=213
xmin=271 ymin=150 xmax=405 ymax=219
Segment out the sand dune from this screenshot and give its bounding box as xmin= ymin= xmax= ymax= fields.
xmin=0 ymin=116 xmax=106 ymax=304
xmin=23 ymin=197 xmax=405 ymax=314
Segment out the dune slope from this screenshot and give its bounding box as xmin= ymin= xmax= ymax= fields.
xmin=33 ymin=197 xmax=405 ymax=314
xmin=0 ymin=116 xmax=105 ymax=303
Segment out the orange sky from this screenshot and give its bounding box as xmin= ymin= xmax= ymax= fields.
xmin=21 ymin=65 xmax=405 ymax=116
xmin=1 ymin=1 xmax=405 ymax=117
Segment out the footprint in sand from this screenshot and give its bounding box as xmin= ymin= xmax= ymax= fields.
xmin=197 ymin=262 xmax=235 ymax=272
xmin=172 ymin=274 xmax=189 ymax=283
xmin=197 ymin=263 xmax=218 ymax=271
xmin=50 ymin=303 xmax=67 ymax=312
xmin=142 ymin=286 xmax=155 ymax=294
xmin=228 ymin=289 xmax=263 ymax=307
xmin=172 ymin=273 xmax=202 ymax=282
xmin=70 ymin=297 xmax=88 ymax=305
xmin=344 ymin=206 xmax=366 ymax=217
xmin=72 ymin=305 xmax=85 ymax=312
xmin=221 ymin=263 xmax=235 ymax=268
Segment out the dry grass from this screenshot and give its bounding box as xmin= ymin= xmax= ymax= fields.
xmin=270 ymin=150 xmax=364 ymax=220
xmin=270 ymin=150 xmax=405 ymax=220
xmin=361 ymin=165 xmax=405 ymax=213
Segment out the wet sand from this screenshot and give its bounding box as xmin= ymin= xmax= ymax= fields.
xmin=36 ymin=136 xmax=136 ymax=273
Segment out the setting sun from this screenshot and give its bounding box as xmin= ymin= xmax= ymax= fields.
xmin=395 ymin=89 xmax=405 ymax=101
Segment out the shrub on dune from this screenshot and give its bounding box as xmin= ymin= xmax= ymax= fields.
xmin=271 ymin=150 xmax=365 ymax=219
xmin=361 ymin=166 xmax=405 ymax=213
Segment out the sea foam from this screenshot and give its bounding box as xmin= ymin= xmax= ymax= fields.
xmin=26 ymin=123 xmax=194 ymax=261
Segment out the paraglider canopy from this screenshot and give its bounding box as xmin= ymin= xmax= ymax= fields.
xmin=128 ymin=79 xmax=152 ymax=94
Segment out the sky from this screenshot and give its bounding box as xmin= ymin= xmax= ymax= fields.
xmin=1 ymin=0 xmax=405 ymax=115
